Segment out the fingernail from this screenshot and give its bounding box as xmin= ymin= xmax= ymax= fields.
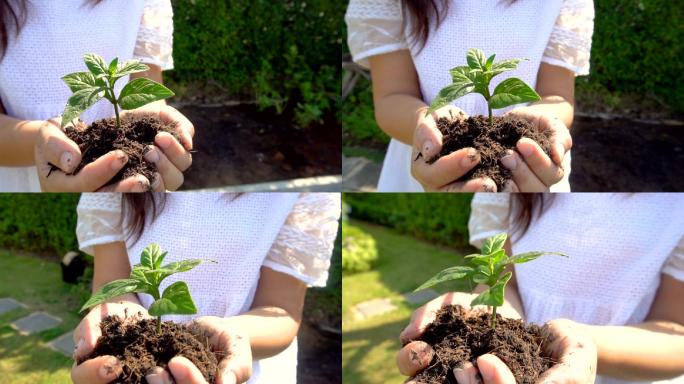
xmin=144 ymin=146 xmax=160 ymax=163
xmin=423 ymin=140 xmax=434 ymax=157
xmin=100 ymin=357 xmax=121 ymax=378
xmin=60 ymin=152 xmax=73 ymax=171
xmin=518 ymin=139 xmax=534 ymax=156
xmin=482 ymin=180 xmax=496 ymax=192
xmin=112 ymin=151 xmax=127 ymax=170
xmin=138 ymin=179 xmax=151 ymax=192
xmin=151 ymin=173 xmax=162 ymax=190
xmin=461 ymin=149 xmax=478 ymax=167
xmin=157 ymin=134 xmax=172 ymax=149
xmin=145 ymin=367 xmax=166 ymax=384
xmin=501 ymin=151 xmax=517 ymax=170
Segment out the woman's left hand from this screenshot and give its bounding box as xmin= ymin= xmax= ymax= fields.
xmin=145 ymin=316 xmax=252 ymax=384
xmin=122 ymin=104 xmax=194 ymax=191
xmin=499 ymin=107 xmax=572 ymax=192
xmin=452 ymin=319 xmax=597 ymax=384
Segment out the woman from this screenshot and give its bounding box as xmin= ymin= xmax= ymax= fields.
xmin=398 ymin=193 xmax=684 ymax=384
xmin=345 ymin=0 xmax=593 ymax=192
xmin=0 ymin=0 xmax=192 ymax=192
xmin=72 ymin=192 xmax=340 ymax=383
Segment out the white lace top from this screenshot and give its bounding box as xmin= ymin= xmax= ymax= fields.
xmin=0 ymin=0 xmax=174 ymax=192
xmin=469 ymin=193 xmax=684 ymax=384
xmin=76 ymin=192 xmax=341 ymax=384
xmin=345 ymin=0 xmax=595 ymax=192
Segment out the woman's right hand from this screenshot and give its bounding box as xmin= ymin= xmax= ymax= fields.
xmin=71 ymin=300 xmax=151 ymax=384
xmin=34 ymin=119 xmax=151 ymax=192
xmin=411 ymin=105 xmax=497 ymax=192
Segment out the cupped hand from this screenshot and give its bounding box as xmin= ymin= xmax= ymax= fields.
xmin=35 ymin=118 xmax=151 ymax=192
xmin=411 ymin=105 xmax=497 ymax=192
xmin=71 ymin=300 xmax=151 ymax=384
xmin=397 ymin=292 xmax=523 ymax=378
xmin=123 ymin=104 xmax=194 ymax=191
xmin=145 ymin=316 xmax=252 ymax=384
xmin=501 ymin=107 xmax=573 ymax=192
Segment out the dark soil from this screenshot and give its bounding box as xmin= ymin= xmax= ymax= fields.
xmin=80 ymin=315 xmax=218 ymax=384
xmin=426 ymin=115 xmax=552 ymax=190
xmin=62 ymin=114 xmax=178 ymax=186
xmin=411 ymin=305 xmax=553 ymax=384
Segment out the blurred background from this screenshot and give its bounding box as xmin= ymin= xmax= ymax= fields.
xmin=342 ymin=0 xmax=684 ymax=191
xmin=342 ymin=193 xmax=476 ymax=383
xmin=0 ymin=194 xmax=341 ymax=384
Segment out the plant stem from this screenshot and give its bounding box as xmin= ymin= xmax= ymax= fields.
xmin=488 ymin=103 xmax=493 ymax=127
xmin=106 ymin=79 xmax=121 ymax=129
xmin=157 ymin=316 xmax=161 ymax=334
xmin=491 ymin=306 xmax=498 ymax=328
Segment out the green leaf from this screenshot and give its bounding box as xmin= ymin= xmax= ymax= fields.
xmin=131 ymin=265 xmax=153 ymax=286
xmin=464 ymin=253 xmax=491 ymax=265
xmin=160 ymin=259 xmax=203 ymax=275
xmin=118 ymin=78 xmax=175 ymax=110
xmin=108 ymin=58 xmax=119 ymax=76
xmin=62 ymin=72 xmax=98 ymax=92
xmin=414 ymin=265 xmax=474 ymax=292
xmin=113 ymin=60 xmax=149 ymax=80
xmin=140 ymin=244 xmax=167 ymax=269
xmin=490 ymin=58 xmax=524 ymax=77
xmin=489 ymin=78 xmax=541 ymax=109
xmin=83 ymin=53 xmax=109 ymax=79
xmin=482 ymin=233 xmax=507 ymax=255
xmin=470 ymin=272 xmax=512 ymax=308
xmin=489 ymin=249 xmax=507 ymax=265
xmin=79 ymin=279 xmax=141 ymax=312
xmin=61 ymin=86 xmax=105 ymax=127
xmin=426 ymin=82 xmax=475 ymax=114
xmin=472 ymin=272 xmax=489 ymax=284
xmin=485 ymin=54 xmax=496 ymax=70
xmin=466 ymin=48 xmax=487 ymax=70
xmin=508 ymin=251 xmax=567 ymax=264
xmin=148 ymin=281 xmax=198 ymax=316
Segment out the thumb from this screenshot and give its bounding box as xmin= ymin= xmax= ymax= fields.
xmin=36 ymin=119 xmax=82 ymax=173
xmin=477 ymin=354 xmax=516 ymax=384
xmin=71 ymin=355 xmax=122 ymax=384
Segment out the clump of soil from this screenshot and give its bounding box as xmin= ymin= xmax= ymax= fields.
xmin=411 ymin=305 xmax=553 ymax=384
xmin=426 ymin=115 xmax=552 ymax=190
xmin=61 ymin=114 xmax=179 ymax=185
xmin=80 ymin=315 xmax=218 ymax=384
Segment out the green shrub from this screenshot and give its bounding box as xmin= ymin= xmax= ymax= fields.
xmin=341 ymin=78 xmax=390 ymax=147
xmin=170 ymin=0 xmax=344 ymax=127
xmin=0 ymin=194 xmax=80 ymax=257
xmin=344 ymin=193 xmax=474 ymax=247
xmin=342 ymin=224 xmax=378 ymax=274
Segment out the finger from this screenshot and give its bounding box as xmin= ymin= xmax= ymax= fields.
xmin=396 ymin=341 xmax=434 ymax=377
xmin=536 ymin=321 xmax=597 ymax=384
xmin=98 ymin=175 xmax=150 ymax=192
xmin=216 ymin=334 xmax=252 ymax=384
xmin=73 ymin=315 xmax=103 ymax=361
xmin=146 ymin=366 xmax=175 ymax=384
xmin=516 ymin=138 xmax=564 ymax=186
xmin=155 ymin=132 xmax=192 ymax=172
xmin=38 ymin=120 xmax=82 ymax=173
xmin=501 ymin=180 xmax=519 ymax=192
xmin=440 ymin=177 xmax=497 ymax=193
xmin=43 ymin=150 xmax=128 ymax=192
xmin=413 ymin=119 xmax=443 ymax=161
xmin=145 ymin=145 xmax=184 ymax=190
xmin=477 ymin=354 xmax=516 ymax=384
xmin=159 ymin=106 xmax=194 ymax=150
xmin=413 ymin=148 xmax=480 ymax=188
xmin=543 ymin=116 xmax=572 ymax=166
xmin=453 ymin=361 xmax=479 ymax=384
xmin=150 ymin=172 xmax=165 ymax=192
xmin=499 ymin=150 xmax=548 ymax=192
xmin=71 ymin=355 xmax=122 ymax=384
xmin=169 ymin=356 xmax=209 ymax=384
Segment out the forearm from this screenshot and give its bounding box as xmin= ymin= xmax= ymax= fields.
xmin=0 ymin=113 xmax=41 ymax=166
xmin=526 ymin=95 xmax=575 ymax=129
xmin=224 ymin=306 xmax=301 ymax=359
xmin=92 ymin=242 xmax=139 ymax=304
xmin=373 ymin=93 xmax=427 ymax=145
xmin=581 ymin=320 xmax=684 ymax=380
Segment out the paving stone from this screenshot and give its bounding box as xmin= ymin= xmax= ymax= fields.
xmin=11 ymin=312 xmax=62 ymax=335
xmin=352 ymin=298 xmax=397 ymax=320
xmin=403 ymin=289 xmax=440 ymax=305
xmin=48 ymin=331 xmax=75 ymax=357
xmin=0 ymin=298 xmax=27 ymax=315
xmin=342 ymin=156 xmax=381 ymax=192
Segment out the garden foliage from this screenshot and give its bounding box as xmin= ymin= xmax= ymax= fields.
xmin=342 ymin=224 xmax=378 ymax=274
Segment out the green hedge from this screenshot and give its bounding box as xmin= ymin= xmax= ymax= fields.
xmin=344 ymin=193 xmax=474 ymax=247
xmin=0 ymin=194 xmax=80 ymax=257
xmin=170 ymin=0 xmax=344 ymax=127
xmin=342 ymin=224 xmax=378 ymax=274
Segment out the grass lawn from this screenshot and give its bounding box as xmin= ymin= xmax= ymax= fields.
xmin=342 ymin=220 xmax=475 ymax=384
xmin=0 ymin=250 xmax=88 ymax=384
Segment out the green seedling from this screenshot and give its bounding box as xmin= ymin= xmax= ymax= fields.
xmin=61 ymin=53 xmax=174 ymax=129
xmin=80 ymin=244 xmax=211 ymax=334
xmin=427 ymin=48 xmax=541 ymax=126
xmin=415 ymin=233 xmax=565 ymax=328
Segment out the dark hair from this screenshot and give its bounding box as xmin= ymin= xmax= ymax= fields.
xmin=509 ymin=193 xmax=554 ymax=239
xmin=401 ymin=0 xmax=517 ymax=49
xmin=0 ymin=0 xmax=102 ymax=60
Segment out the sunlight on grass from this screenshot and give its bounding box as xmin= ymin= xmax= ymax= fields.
xmin=342 ymin=221 xmax=475 ymax=383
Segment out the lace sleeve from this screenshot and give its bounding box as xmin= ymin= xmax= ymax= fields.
xmin=345 ymin=0 xmax=408 ymax=69
xmin=263 ymin=193 xmax=341 ymax=287
xmin=468 ymin=194 xmax=510 ymax=249
xmin=134 ymin=0 xmax=174 ymax=70
xmin=76 ymin=193 xmax=124 ymax=256
xmin=542 ymin=0 xmax=595 ymax=76
xmin=663 ymin=236 xmax=684 ymax=282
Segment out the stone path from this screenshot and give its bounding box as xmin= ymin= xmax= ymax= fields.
xmin=350 ymin=289 xmax=440 ymax=322
xmin=342 ymin=156 xmax=381 ymax=192
xmin=2 ymin=297 xmax=74 ymax=357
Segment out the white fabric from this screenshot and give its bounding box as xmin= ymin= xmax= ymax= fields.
xmin=0 ymin=0 xmax=174 ymax=192
xmin=345 ymin=0 xmax=594 ymax=192
xmin=77 ymin=192 xmax=340 ymax=384
xmin=468 ymin=193 xmax=684 ymax=384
